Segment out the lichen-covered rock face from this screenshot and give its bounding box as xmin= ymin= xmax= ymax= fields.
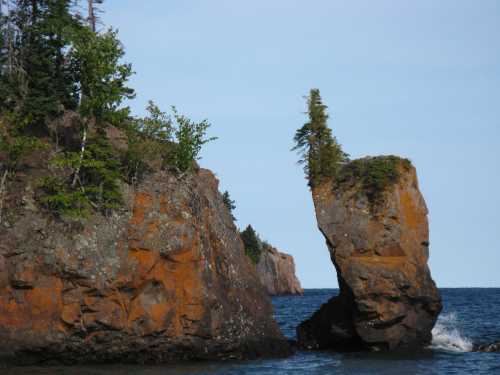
xmin=297 ymin=162 xmax=442 ymax=351
xmin=256 ymin=246 xmax=303 ymax=296
xmin=0 ymin=169 xmax=290 ymax=364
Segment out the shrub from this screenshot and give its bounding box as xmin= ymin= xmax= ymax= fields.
xmin=337 ymin=155 xmax=411 ymax=206
xmin=0 ymin=128 xmax=46 ymax=171
xmin=38 ymin=176 xmax=91 ymax=218
xmin=171 ymin=106 xmax=217 ymax=173
xmin=39 ymin=134 xmax=122 ymax=217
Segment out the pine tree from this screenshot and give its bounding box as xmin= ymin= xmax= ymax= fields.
xmin=222 ymin=190 xmax=236 ymax=220
xmin=292 ymin=89 xmax=348 ymax=187
xmin=0 ymin=0 xmax=79 ymax=127
xmin=240 ymin=225 xmax=262 ymax=265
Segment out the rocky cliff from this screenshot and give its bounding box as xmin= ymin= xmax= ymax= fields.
xmin=256 ymin=245 xmax=303 ymax=296
xmin=0 ymin=163 xmax=290 ymax=363
xmin=297 ymin=157 xmax=442 ymax=351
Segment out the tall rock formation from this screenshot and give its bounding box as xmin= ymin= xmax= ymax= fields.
xmin=0 ymin=166 xmax=290 ymax=364
xmin=297 ymin=157 xmax=442 ymax=351
xmin=256 ymin=245 xmax=303 ymax=296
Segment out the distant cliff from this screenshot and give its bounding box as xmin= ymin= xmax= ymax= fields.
xmin=256 ymin=244 xmax=303 ymax=296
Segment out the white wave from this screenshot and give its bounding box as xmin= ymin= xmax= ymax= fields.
xmin=430 ymin=312 xmax=473 ymax=353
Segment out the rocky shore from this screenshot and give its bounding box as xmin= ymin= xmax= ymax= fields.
xmin=0 ymin=164 xmax=291 ymax=364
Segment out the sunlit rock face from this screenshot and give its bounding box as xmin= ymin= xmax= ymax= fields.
xmin=256 ymin=245 xmax=303 ymax=296
xmin=297 ymin=160 xmax=442 ymax=351
xmin=0 ymin=168 xmax=290 ymax=364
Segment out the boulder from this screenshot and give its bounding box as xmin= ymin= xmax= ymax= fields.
xmin=297 ymin=157 xmax=442 ymax=351
xmin=0 ymin=168 xmax=290 ymax=364
xmin=475 ymin=342 xmax=500 ymax=353
xmin=256 ymin=245 xmax=303 ymax=296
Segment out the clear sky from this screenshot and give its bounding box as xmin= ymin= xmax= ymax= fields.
xmin=101 ymin=0 xmax=500 ymax=288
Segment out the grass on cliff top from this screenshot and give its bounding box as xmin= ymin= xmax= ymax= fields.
xmin=336 ymin=155 xmax=412 ymax=206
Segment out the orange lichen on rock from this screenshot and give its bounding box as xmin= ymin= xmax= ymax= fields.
xmin=298 ymin=160 xmax=442 ymax=351
xmin=0 ymin=168 xmax=292 ymax=363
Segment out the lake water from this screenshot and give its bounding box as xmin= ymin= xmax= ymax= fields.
xmin=2 ymin=289 xmax=500 ymax=375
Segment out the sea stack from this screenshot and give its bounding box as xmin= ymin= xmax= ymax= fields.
xmin=256 ymin=244 xmax=303 ymax=296
xmin=297 ymin=156 xmax=442 ymax=351
xmin=0 ymin=165 xmax=290 ymax=363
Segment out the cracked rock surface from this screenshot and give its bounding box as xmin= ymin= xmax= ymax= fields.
xmin=297 ymin=161 xmax=442 ymax=351
xmin=0 ymin=168 xmax=290 ymax=364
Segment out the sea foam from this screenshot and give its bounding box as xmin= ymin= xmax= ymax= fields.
xmin=430 ymin=312 xmax=473 ymax=352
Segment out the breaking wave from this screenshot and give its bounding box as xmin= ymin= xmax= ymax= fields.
xmin=430 ymin=312 xmax=473 ymax=352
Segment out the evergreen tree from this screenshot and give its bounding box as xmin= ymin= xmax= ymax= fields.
xmin=0 ymin=1 xmax=216 ymax=219
xmin=292 ymin=88 xmax=348 ymax=187
xmin=240 ymin=225 xmax=262 ymax=265
xmin=222 ymin=190 xmax=236 ymax=220
xmin=0 ymin=0 xmax=78 ymax=127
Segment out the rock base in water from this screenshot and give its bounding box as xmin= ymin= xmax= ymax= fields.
xmin=475 ymin=342 xmax=500 ymax=353
xmin=297 ymin=157 xmax=442 ymax=351
xmin=0 ymin=168 xmax=291 ymax=364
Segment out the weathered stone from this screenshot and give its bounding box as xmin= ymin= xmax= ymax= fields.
xmin=256 ymin=245 xmax=302 ymax=296
xmin=104 ymin=126 xmax=128 ymax=152
xmin=475 ymin=342 xmax=500 ymax=353
xmin=297 ymin=160 xmax=442 ymax=351
xmin=0 ymin=169 xmax=290 ymax=364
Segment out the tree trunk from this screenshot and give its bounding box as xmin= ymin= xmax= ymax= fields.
xmin=88 ymin=0 xmax=96 ymax=32
xmin=72 ymin=126 xmax=87 ymax=188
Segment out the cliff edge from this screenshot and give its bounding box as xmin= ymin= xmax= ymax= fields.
xmin=256 ymin=245 xmax=303 ymax=296
xmin=297 ymin=156 xmax=442 ymax=351
xmin=0 ymin=163 xmax=290 ymax=363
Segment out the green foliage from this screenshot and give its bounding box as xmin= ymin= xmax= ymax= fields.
xmin=38 ymin=176 xmax=91 ymax=218
xmin=40 ymin=134 xmax=122 ymax=217
xmin=120 ymin=103 xmax=167 ymax=183
xmin=171 ymin=106 xmax=217 ymax=172
xmin=70 ymin=27 xmax=135 ymax=126
xmin=0 ymin=0 xmax=80 ymax=127
xmin=222 ymin=190 xmax=236 ymax=221
xmin=240 ymin=225 xmax=262 ymax=265
xmin=337 ymin=156 xmax=412 ymax=206
xmin=139 ymin=101 xmax=173 ymax=141
xmin=0 ymin=125 xmax=45 ymax=171
xmin=292 ymin=89 xmax=348 ymax=187
xmin=1 ymin=3 xmax=215 ymax=220
xmin=122 ymin=102 xmax=216 ymax=181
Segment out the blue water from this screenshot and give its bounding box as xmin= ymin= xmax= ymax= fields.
xmin=3 ymin=289 xmax=500 ymax=374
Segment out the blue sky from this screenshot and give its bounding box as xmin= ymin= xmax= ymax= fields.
xmin=102 ymin=0 xmax=500 ymax=288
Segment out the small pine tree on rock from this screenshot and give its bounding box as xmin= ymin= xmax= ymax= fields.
xmin=240 ymin=225 xmax=262 ymax=265
xmin=292 ymin=88 xmax=348 ymax=187
xmin=222 ymin=190 xmax=236 ymax=221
